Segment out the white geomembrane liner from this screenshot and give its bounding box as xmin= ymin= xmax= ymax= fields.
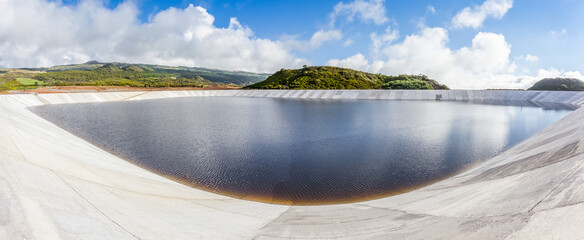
xmin=1 ymin=90 xmax=584 ymax=239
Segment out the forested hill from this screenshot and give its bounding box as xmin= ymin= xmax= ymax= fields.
xmin=528 ymin=78 xmax=584 ymax=91
xmin=244 ymin=66 xmax=449 ymax=90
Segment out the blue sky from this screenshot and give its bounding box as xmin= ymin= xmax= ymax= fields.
xmin=1 ymin=0 xmax=583 ymax=89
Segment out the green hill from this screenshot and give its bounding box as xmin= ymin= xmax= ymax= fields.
xmin=0 ymin=61 xmax=270 ymax=91
xmin=45 ymin=61 xmax=105 ymax=71
xmin=94 ymin=63 xmax=123 ymax=73
xmin=24 ymin=61 xmax=269 ymax=85
xmin=528 ymin=78 xmax=584 ymax=91
xmin=34 ymin=65 xmax=210 ymax=88
xmin=245 ymin=66 xmax=449 ymax=90
xmin=123 ymin=65 xmax=147 ymax=72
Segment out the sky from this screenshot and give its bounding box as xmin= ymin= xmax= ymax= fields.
xmin=0 ymin=0 xmax=583 ymax=89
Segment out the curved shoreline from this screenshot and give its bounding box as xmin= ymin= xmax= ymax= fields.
xmin=2 ymin=90 xmax=584 ymax=239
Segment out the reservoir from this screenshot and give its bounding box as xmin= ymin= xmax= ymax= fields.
xmin=31 ymin=97 xmax=574 ymax=205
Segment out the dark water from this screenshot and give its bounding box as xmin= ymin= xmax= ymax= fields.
xmin=31 ymin=97 xmax=573 ymax=205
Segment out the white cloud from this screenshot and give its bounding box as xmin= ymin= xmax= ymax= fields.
xmin=0 ymin=0 xmax=307 ymax=72
xmin=310 ymin=29 xmax=343 ymax=48
xmin=281 ymin=29 xmax=342 ymax=52
xmin=330 ymin=0 xmax=389 ymax=25
xmin=454 ymin=32 xmax=513 ymax=73
xmin=326 ymin=53 xmax=371 ymax=70
xmin=343 ymin=39 xmax=354 ymax=47
xmin=452 ymin=0 xmax=513 ymax=29
xmin=326 ymin=27 xmax=579 ymax=89
xmin=427 ymin=5 xmax=436 ymax=14
xmin=535 ymin=68 xmax=583 ymax=80
xmin=370 ymin=26 xmax=399 ymax=57
xmin=518 ymin=54 xmax=539 ymax=63
xmin=551 ymin=28 xmax=567 ymax=38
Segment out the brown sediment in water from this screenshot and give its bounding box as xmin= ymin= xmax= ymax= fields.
xmin=154 ymin=154 xmax=497 ymax=206
xmin=86 ymin=139 xmax=449 ymax=206
xmin=173 ymin=177 xmax=435 ymax=205
xmin=152 ymin=167 xmax=464 ymax=206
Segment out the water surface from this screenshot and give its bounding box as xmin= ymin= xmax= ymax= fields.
xmin=31 ymin=97 xmax=573 ymax=204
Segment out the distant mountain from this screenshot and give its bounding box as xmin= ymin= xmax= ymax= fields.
xmin=245 ymin=66 xmax=449 ymax=90
xmin=85 ymin=60 xmax=101 ymax=65
xmin=528 ymin=78 xmax=584 ymax=91
xmin=42 ymin=61 xmax=105 ymax=71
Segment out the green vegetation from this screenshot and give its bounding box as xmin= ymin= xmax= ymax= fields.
xmin=17 ymin=78 xmax=44 ymax=86
xmin=0 ymin=61 xmax=270 ymax=92
xmin=94 ymin=63 xmax=124 ymax=73
xmin=1 ymin=63 xmax=449 ymax=92
xmin=35 ymin=64 xmax=211 ymax=87
xmin=245 ymin=66 xmax=449 ymax=90
xmin=382 ymin=80 xmax=433 ymax=89
xmin=155 ymin=67 xmax=268 ymax=85
xmin=123 ymin=65 xmax=147 ymax=72
xmin=528 ymin=78 xmax=584 ymax=91
xmin=0 ymin=69 xmax=44 ymax=91
xmin=45 ymin=60 xmax=105 ymax=71
xmin=42 ymin=61 xmax=270 ymax=85
xmin=0 ymin=79 xmax=21 ymax=91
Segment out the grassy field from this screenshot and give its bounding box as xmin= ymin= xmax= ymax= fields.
xmin=0 ymin=69 xmax=46 ymax=92
xmin=17 ymin=78 xmax=44 ymax=86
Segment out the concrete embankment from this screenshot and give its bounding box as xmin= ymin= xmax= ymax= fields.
xmin=1 ymin=90 xmax=584 ymax=239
